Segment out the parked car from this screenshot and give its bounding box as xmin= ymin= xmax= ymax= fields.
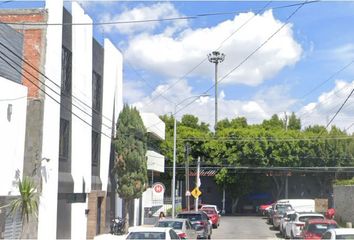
xmin=272 ymin=204 xmax=293 ymax=229
xmin=322 ymin=228 xmax=354 ymax=240
xmin=201 ymin=204 xmax=221 ymax=215
xmin=301 ymin=219 xmax=337 ymax=239
xmin=277 ymin=199 xmax=315 ymax=212
xmin=284 ymin=212 xmax=324 ymax=239
xmin=279 ymin=210 xmax=296 ymax=237
xmin=259 ymin=202 xmax=273 ymax=215
xmin=176 ymin=211 xmax=212 ymax=239
xmin=155 ymin=218 xmax=197 ymax=239
xmin=126 ymin=227 xmax=180 ymax=240
xmin=201 ymin=207 xmax=220 ymax=228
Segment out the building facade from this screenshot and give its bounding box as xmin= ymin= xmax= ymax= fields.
xmin=0 ymin=1 xmax=123 ymax=239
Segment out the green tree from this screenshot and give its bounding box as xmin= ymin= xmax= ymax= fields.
xmin=262 ymin=114 xmax=284 ymax=130
xmin=113 ymin=105 xmax=148 ymax=232
xmin=288 ymin=112 xmax=301 ymax=130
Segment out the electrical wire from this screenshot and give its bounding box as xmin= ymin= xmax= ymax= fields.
xmin=142 ymin=0 xmax=273 ymax=108
xmin=0 ymin=40 xmax=114 ymax=125
xmin=203 ymin=1 xmax=308 ymax=95
xmin=0 ymin=1 xmax=318 ymax=26
xmin=317 ymin=88 xmax=354 ymax=137
xmin=0 ymin=48 xmax=114 ymax=139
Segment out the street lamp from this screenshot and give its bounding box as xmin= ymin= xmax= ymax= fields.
xmin=171 ymin=94 xmax=209 ymax=218
xmin=208 ymin=51 xmax=225 ymax=133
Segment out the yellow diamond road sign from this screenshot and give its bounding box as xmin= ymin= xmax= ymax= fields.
xmin=191 ymin=187 xmax=202 ymax=199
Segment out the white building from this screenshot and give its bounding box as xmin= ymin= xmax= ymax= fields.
xmin=0 ymin=1 xmax=123 ymax=239
xmin=138 ymin=113 xmax=166 ymax=225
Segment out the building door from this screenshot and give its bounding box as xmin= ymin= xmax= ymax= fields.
xmin=96 ymin=197 xmax=102 ymax=235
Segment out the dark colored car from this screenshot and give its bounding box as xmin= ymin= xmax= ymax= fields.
xmin=301 ymin=219 xmax=337 ymax=240
xmin=176 ymin=211 xmax=212 ymax=239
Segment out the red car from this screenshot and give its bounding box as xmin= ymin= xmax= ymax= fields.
xmin=259 ymin=202 xmax=274 ymax=215
xmin=301 ymin=219 xmax=337 ymax=240
xmin=201 ymin=208 xmax=220 ymax=229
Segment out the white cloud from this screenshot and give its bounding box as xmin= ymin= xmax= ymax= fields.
xmin=123 ymin=80 xmax=147 ymax=103
xmin=100 ymin=2 xmax=188 ymax=36
xmin=130 ymin=80 xmax=297 ymax=128
xmin=298 ymin=80 xmax=354 ymax=131
xmin=125 ymin=9 xmax=302 ymax=86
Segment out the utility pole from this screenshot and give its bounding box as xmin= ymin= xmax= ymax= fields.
xmin=195 ymin=156 xmax=200 ymax=212
xmin=185 ymin=143 xmax=190 ymax=211
xmin=208 ymin=51 xmax=225 ymax=134
xmin=284 ymin=112 xmax=288 ymax=199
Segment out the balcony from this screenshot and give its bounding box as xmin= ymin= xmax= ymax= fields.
xmin=146 ymin=150 xmax=165 ymax=173
xmin=140 ymin=113 xmax=165 ymax=141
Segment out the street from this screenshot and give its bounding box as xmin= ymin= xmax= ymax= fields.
xmin=212 ymin=216 xmax=276 ymax=239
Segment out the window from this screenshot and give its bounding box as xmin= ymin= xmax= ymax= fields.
xmin=92 ymin=71 xmax=102 ymax=111
xmin=61 ymin=47 xmax=72 ymax=96
xmin=59 ymin=119 xmax=70 ymax=161
xmin=92 ymin=131 xmax=100 ymax=167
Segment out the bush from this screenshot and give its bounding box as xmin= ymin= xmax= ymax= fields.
xmin=166 ymin=206 xmax=182 ymax=216
xmin=334 ymin=177 xmax=354 ymax=186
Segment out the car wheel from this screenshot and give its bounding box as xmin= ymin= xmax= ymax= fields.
xmin=213 ymin=224 xmax=217 ymax=229
xmin=208 ymin=234 xmax=211 ymax=239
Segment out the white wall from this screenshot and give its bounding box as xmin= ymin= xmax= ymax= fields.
xmin=146 ymin=150 xmax=165 ymax=173
xmin=100 ymin=39 xmax=123 ymax=192
xmin=71 ymin=2 xmax=93 ymax=239
xmin=141 ymin=113 xmax=165 ymax=141
xmin=0 ymin=77 xmax=27 ymax=196
xmin=38 ymin=0 xmax=63 ymax=239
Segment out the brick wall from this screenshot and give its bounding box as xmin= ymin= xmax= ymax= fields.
xmin=87 ymin=191 xmax=107 ymax=239
xmin=0 ymin=10 xmax=47 ymax=98
xmin=333 ymin=185 xmax=354 ymax=224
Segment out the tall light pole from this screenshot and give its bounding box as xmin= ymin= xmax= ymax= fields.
xmin=208 ymin=51 xmax=225 ymax=133
xmin=172 ymin=94 xmax=209 ymax=217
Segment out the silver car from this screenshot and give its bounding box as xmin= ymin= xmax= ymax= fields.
xmin=156 ymin=218 xmax=197 ymax=239
xmin=177 ymin=211 xmax=212 ymax=239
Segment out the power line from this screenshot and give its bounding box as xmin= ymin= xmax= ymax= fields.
xmin=203 ymin=1 xmax=308 ymax=96
xmin=142 ymin=1 xmax=273 ymax=108
xmin=0 ymin=1 xmax=318 ymax=27
xmin=176 ymin=136 xmax=354 ymax=142
xmin=317 ymin=88 xmax=354 ymax=137
xmin=0 ymin=95 xmax=27 ymax=101
xmin=0 ymin=39 xmax=115 ymax=127
xmin=0 ymin=47 xmax=114 ymax=139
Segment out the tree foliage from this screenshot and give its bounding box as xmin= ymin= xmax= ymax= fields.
xmin=158 ymin=112 xmax=354 ymax=201
xmin=114 ymin=105 xmax=148 ymax=200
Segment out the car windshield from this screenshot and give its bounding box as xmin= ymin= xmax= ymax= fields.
xmin=177 ymin=214 xmax=202 ymax=221
xmin=276 ymin=204 xmax=292 ymax=211
xmin=203 ymin=209 xmax=216 ymax=214
xmin=307 ymin=224 xmax=337 ymax=234
xmin=299 ymin=216 xmax=324 ymax=222
xmin=127 ymin=232 xmax=166 ymax=239
xmin=156 ymin=221 xmax=183 ymax=230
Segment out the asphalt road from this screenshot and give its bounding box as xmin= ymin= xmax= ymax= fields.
xmin=212 ymin=216 xmax=278 ymax=239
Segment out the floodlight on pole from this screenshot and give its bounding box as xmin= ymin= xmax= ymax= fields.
xmin=171 ymin=94 xmax=209 ymax=218
xmin=208 ymin=51 xmax=225 ymax=134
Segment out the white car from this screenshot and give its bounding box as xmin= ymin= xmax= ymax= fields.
xmin=322 ymin=228 xmax=354 ymax=240
xmin=155 ymin=218 xmax=197 ymax=239
xmin=126 ymin=227 xmax=180 ymax=240
xmin=284 ymin=212 xmax=324 ymax=239
xmin=279 ymin=210 xmax=296 ymax=237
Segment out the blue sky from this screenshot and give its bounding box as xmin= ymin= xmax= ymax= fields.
xmin=3 ymin=1 xmax=354 ymax=130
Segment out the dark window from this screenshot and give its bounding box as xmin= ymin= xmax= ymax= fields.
xmin=92 ymin=71 xmax=102 ymax=111
xmin=92 ymin=131 xmax=100 ymax=167
xmin=59 ymin=119 xmax=70 ymax=161
xmin=169 ymin=229 xmax=179 ymax=240
xmin=61 ymin=47 xmax=72 ymax=96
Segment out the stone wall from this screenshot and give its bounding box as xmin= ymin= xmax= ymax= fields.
xmin=333 ymin=185 xmax=354 ymax=224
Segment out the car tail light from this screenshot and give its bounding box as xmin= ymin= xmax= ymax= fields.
xmin=195 ymin=221 xmax=205 ymax=226
xmin=296 ymin=223 xmax=305 ymax=229
xmin=178 ymin=232 xmax=187 ymax=239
